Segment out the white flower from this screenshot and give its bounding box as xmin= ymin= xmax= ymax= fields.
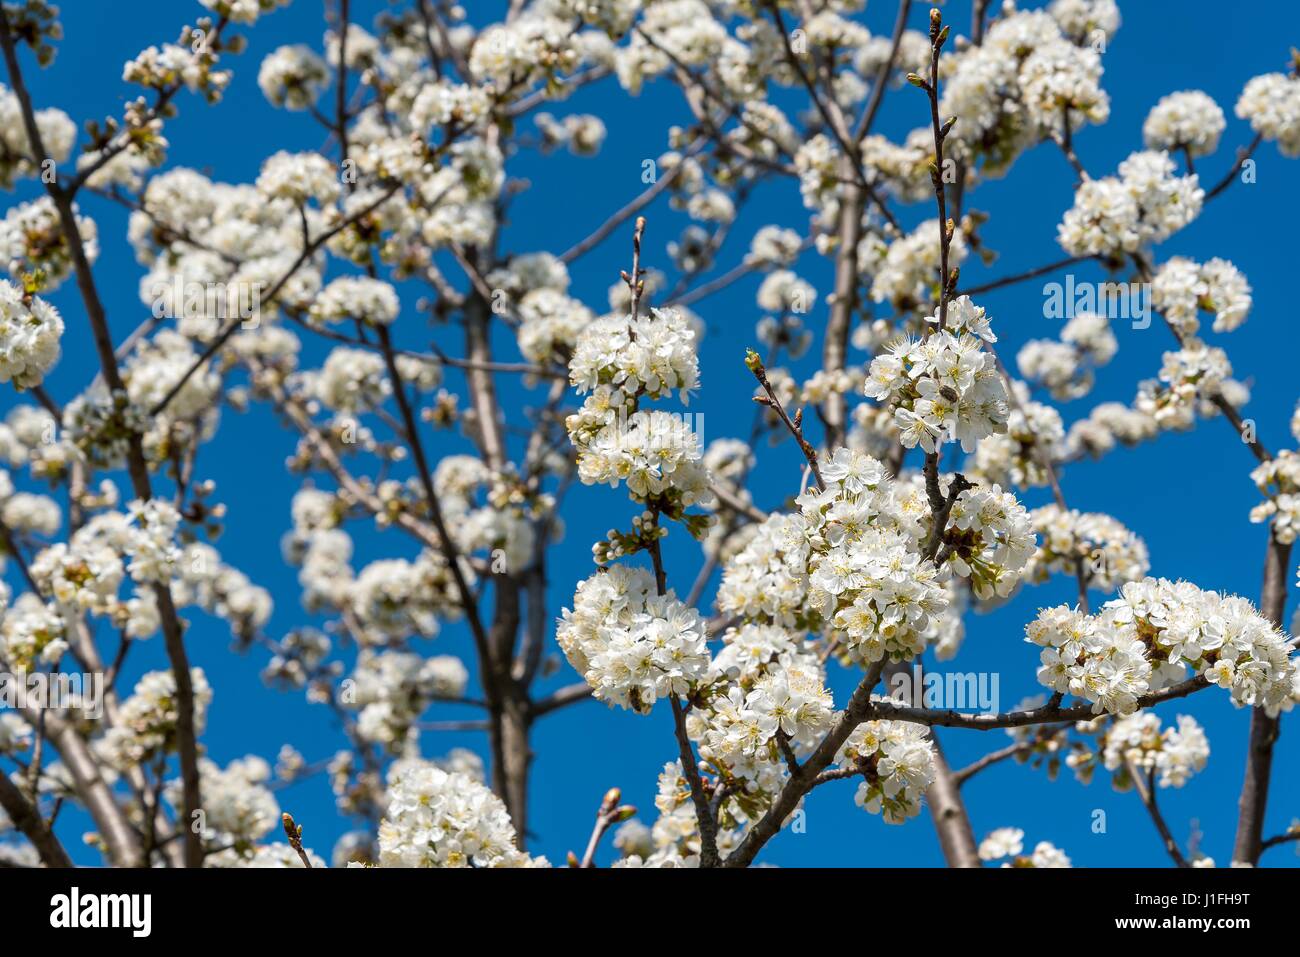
xmin=516 ymin=288 xmax=593 ymax=363
xmin=756 ymin=270 xmax=816 ymax=314
xmin=0 ymin=281 xmax=63 ymax=389
xmin=0 ymin=593 xmax=66 ymax=673
xmin=347 ymin=551 xmax=463 ymax=645
xmin=747 ymin=226 xmax=804 ymax=267
xmin=864 ymin=316 xmax=1009 ymax=455
xmin=1027 ymin=841 xmax=1072 ymax=867
xmin=0 ymin=85 xmax=75 ymax=188
xmin=1058 ymin=151 xmax=1202 ymax=256
xmin=171 ymin=757 xmax=279 ymax=847
xmin=310 ymin=277 xmax=400 ymax=327
xmin=257 ymin=45 xmax=329 ymax=110
xmin=0 ymin=197 xmax=98 ymax=290
xmin=979 ymin=827 xmax=1025 ymax=861
xmin=1049 ymin=0 xmax=1120 ymax=41
xmin=1026 ymin=505 xmax=1149 ymax=592
xmin=1102 ymin=711 xmax=1209 ymax=789
xmin=834 ymin=717 xmax=938 ymax=823
xmin=569 ymin=308 xmax=699 ymax=402
xmin=199 ymin=0 xmax=290 ymax=26
xmin=311 ymin=347 xmax=389 ymax=411
xmin=410 ymin=81 xmax=492 ymax=133
xmin=1143 ymin=91 xmax=1226 ymax=157
xmin=871 ymin=219 xmax=969 ymax=308
xmin=558 ymin=566 xmax=710 ymax=713
xmin=104 ymin=668 xmax=213 ymax=769
xmin=1027 ymin=578 xmax=1297 ymax=716
xmin=1019 ymin=39 xmax=1109 ymax=137
xmin=377 ymin=763 xmax=544 ymax=867
xmin=256 ymin=150 xmax=340 ymax=206
xmin=1236 ymin=72 xmax=1300 ymax=157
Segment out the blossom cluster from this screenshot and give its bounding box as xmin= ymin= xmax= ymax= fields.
xmin=346 ymin=551 xmax=465 ymax=646
xmin=1236 ymin=71 xmax=1300 ymax=157
xmin=1143 ymin=90 xmax=1226 ymax=157
xmin=1099 ymin=711 xmax=1210 ymax=789
xmin=566 ymin=307 xmax=713 ymax=515
xmin=308 ymin=276 xmax=400 ymax=328
xmin=103 ymin=668 xmax=214 ymax=770
xmin=557 ymin=565 xmax=709 ymax=714
xmin=1134 ymin=339 xmax=1239 ymax=431
xmin=376 ymin=763 xmax=545 ymax=868
xmin=1016 ymin=310 xmax=1117 ymax=402
xmin=833 ymin=716 xmax=938 ymax=823
xmin=864 ymin=296 xmax=1009 ymax=455
xmin=0 ymin=280 xmax=63 ymax=390
xmin=170 ymin=756 xmax=281 ymax=850
xmin=722 ymin=448 xmax=1029 ymax=660
xmin=1058 ymin=151 xmax=1203 ymax=257
xmin=1027 ymin=577 xmax=1298 ymax=716
xmin=978 ymin=827 xmax=1073 ymax=867
xmin=1151 ymin=257 xmax=1252 ymax=334
xmin=611 ymin=761 xmax=746 ymax=867
xmin=0 ymin=197 xmax=98 ymax=290
xmin=21 ymin=498 xmax=270 ymax=645
xmin=1025 ymin=504 xmax=1150 ymax=593
xmin=0 ymin=83 xmax=74 ymax=189
xmin=350 ymin=650 xmax=469 ymax=749
xmin=970 ymin=387 xmax=1066 ymax=490
xmin=686 ymin=624 xmax=834 ymax=807
xmin=868 ymin=220 xmax=969 ymax=311
xmin=257 ymin=44 xmax=329 ymax=110
xmin=1249 ymin=450 xmax=1300 ymax=545
xmin=938 ymin=5 xmax=1112 ymax=175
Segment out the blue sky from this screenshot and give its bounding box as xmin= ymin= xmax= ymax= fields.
xmin=4 ymin=0 xmax=1299 ymax=867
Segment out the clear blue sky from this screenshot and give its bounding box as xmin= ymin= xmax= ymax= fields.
xmin=4 ymin=0 xmax=1298 ymax=867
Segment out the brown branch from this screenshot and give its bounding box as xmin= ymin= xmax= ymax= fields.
xmin=916 ymin=9 xmax=956 ymax=332
xmin=1231 ymin=533 xmax=1292 ymax=865
xmin=1130 ymin=764 xmax=1189 ymax=868
xmin=670 ymin=696 xmax=720 ymax=867
xmin=922 ymin=471 xmax=973 ymax=561
xmin=926 ymin=736 xmax=980 ymax=866
xmin=374 ymin=320 xmax=506 ymax=734
xmin=1259 ymin=828 xmax=1300 ymax=855
xmin=0 ymin=772 xmax=73 ymax=867
xmin=528 ymin=682 xmax=592 ymax=718
xmin=853 ymin=0 xmax=914 ymax=140
xmin=868 ymin=670 xmax=1216 ymax=731
xmin=334 ymin=0 xmax=351 ymax=184
xmin=667 ymin=240 xmax=810 ymax=310
xmin=953 ymin=739 xmax=1037 ymax=786
xmin=1055 ymin=105 xmax=1087 ymax=184
xmin=747 ymin=350 xmax=824 ymax=490
xmin=1206 ymin=132 xmax=1263 ymax=201
xmin=956 ymin=255 xmax=1093 ymax=299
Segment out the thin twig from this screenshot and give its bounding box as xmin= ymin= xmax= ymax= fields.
xmin=281 ymin=812 xmax=314 ymax=868
xmin=1129 ymin=764 xmax=1189 ymax=867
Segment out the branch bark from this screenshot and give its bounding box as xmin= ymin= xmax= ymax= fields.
xmin=1231 ymin=532 xmax=1292 ymax=866
xmin=0 ymin=770 xmax=73 ymax=867
xmin=925 ymin=736 xmax=980 ymax=867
